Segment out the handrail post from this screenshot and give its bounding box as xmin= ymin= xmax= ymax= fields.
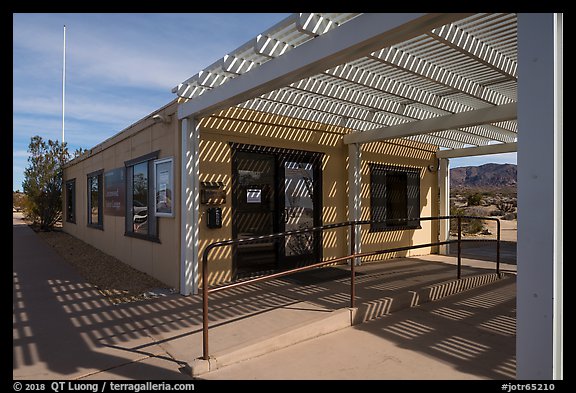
xmin=457 ymin=216 xmax=462 ymax=280
xmin=496 ymin=219 xmax=501 ymax=277
xmin=350 ymin=222 xmax=356 ymax=309
xmin=202 ymin=249 xmax=209 ymax=361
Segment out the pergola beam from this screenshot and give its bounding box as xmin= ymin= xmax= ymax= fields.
xmin=178 ymin=13 xmax=472 ymax=120
xmin=343 ymin=102 xmax=516 ymax=144
xmin=290 ymin=76 xmax=415 ymax=123
xmin=429 ymin=129 xmax=494 ymax=147
xmin=324 ymin=62 xmax=470 ymax=115
xmin=370 ymin=46 xmax=513 ymax=106
xmin=407 ymin=134 xmax=466 ymax=149
xmin=428 ymin=23 xmax=517 ymax=79
xmin=436 ymin=142 xmax=517 ymax=158
xmin=462 ymin=124 xmax=517 ymax=142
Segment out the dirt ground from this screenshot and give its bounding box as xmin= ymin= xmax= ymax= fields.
xmin=455 ymin=217 xmax=517 ymax=242
xmin=483 ymin=218 xmax=517 ymax=242
xmin=451 ymin=203 xmax=517 ymax=243
xmin=21 ymin=216 xmax=172 ymax=304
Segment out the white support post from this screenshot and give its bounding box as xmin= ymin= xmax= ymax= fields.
xmin=180 ymin=117 xmax=200 ymax=296
xmin=348 ymin=142 xmax=362 ymax=265
xmin=517 ymin=13 xmax=563 ymax=379
xmin=552 ymin=13 xmax=563 ymax=381
xmin=438 ymin=158 xmax=450 ymax=255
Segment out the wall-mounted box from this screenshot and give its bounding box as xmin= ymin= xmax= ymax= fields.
xmin=206 ymin=207 xmax=223 ymax=228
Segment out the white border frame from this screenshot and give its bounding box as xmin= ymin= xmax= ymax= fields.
xmin=154 ymin=157 xmax=175 ymax=218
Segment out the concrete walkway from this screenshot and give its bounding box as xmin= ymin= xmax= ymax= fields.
xmin=13 ymin=216 xmax=193 ymax=380
xmin=13 ymin=214 xmax=516 ymax=380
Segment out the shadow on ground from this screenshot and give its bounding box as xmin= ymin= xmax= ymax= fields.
xmin=14 ymin=219 xmax=515 ymax=380
xmin=449 ymin=239 xmax=517 ymax=265
xmin=354 ymin=276 xmax=516 ymax=379
xmin=14 ymin=222 xmax=304 ymax=379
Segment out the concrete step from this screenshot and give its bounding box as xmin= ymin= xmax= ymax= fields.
xmin=187 ymin=307 xmax=356 ymax=376
xmin=184 ymin=271 xmax=511 ymax=377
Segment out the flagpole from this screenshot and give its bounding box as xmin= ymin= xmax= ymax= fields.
xmin=62 ymin=24 xmax=66 ymax=144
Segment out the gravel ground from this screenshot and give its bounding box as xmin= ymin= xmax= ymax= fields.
xmin=33 ymin=226 xmax=173 ymax=304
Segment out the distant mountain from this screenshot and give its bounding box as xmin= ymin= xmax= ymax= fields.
xmin=450 ymin=163 xmax=517 ymax=189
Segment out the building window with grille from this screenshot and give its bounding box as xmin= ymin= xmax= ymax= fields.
xmin=65 ymin=179 xmax=76 ymax=223
xmin=369 ymin=164 xmax=421 ymax=232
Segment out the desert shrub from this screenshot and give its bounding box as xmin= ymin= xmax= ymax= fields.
xmin=13 ymin=192 xmax=28 ymax=211
xmin=22 ymin=136 xmax=70 ymax=230
xmin=496 ymin=201 xmax=515 ymax=213
xmin=467 ymin=218 xmax=484 ymax=234
xmin=450 ymin=206 xmax=465 ymax=216
xmin=449 ymin=206 xmax=484 ymax=235
xmin=466 ymin=193 xmax=483 ymax=206
xmin=450 ymin=206 xmax=464 ymax=233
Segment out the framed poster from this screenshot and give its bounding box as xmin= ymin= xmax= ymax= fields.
xmin=154 ymin=158 xmax=174 ymax=217
xmin=103 ymin=167 xmax=126 ymax=216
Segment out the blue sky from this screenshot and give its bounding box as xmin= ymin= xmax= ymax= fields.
xmin=12 ymin=13 xmax=516 ymax=191
xmin=449 ymin=153 xmax=516 ymax=169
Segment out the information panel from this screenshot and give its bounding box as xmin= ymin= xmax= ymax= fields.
xmin=104 ymin=167 xmax=126 ymax=216
xmin=154 ymin=158 xmax=174 ymax=217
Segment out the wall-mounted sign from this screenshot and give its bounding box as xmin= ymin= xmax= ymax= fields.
xmin=154 ymin=158 xmax=174 ymax=217
xmin=200 ymin=181 xmax=226 ymax=205
xmin=104 ymin=167 xmax=126 ymax=216
xmin=246 ymin=188 xmax=262 ymax=204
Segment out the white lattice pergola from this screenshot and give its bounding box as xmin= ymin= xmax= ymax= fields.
xmin=174 ymin=13 xmax=518 ymax=154
xmin=173 ymin=13 xmax=562 ymax=379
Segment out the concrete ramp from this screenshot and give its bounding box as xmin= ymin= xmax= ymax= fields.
xmin=179 ymin=258 xmax=511 ymax=376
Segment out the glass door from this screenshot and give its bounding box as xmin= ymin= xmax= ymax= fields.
xmin=232 ymin=145 xmax=322 ymax=277
xmin=233 ymin=151 xmax=277 ymax=278
xmin=278 ymin=155 xmax=321 ymax=269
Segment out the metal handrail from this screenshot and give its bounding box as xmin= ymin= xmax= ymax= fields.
xmin=200 ymin=215 xmax=501 ymax=360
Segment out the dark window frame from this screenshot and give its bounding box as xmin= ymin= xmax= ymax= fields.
xmin=369 ymin=163 xmax=421 ymax=232
xmin=65 ymin=178 xmax=76 ymax=224
xmin=87 ymin=169 xmax=104 ymax=230
xmin=124 ymin=151 xmax=160 ymax=243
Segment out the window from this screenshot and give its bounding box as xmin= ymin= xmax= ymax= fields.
xmin=65 ymin=179 xmax=76 ymax=223
xmin=369 ymin=164 xmax=420 ymax=231
xmin=125 ymin=151 xmax=159 ymax=242
xmin=87 ymin=170 xmax=103 ymax=229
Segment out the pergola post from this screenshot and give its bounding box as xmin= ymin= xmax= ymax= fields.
xmin=517 ymin=12 xmax=563 ymax=379
xmin=180 ymin=117 xmax=200 ymax=295
xmin=348 ymin=142 xmax=362 ymax=265
xmin=438 ymin=158 xmax=450 ymax=255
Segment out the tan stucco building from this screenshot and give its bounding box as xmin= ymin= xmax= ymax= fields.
xmin=63 ymin=99 xmax=440 ymax=291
